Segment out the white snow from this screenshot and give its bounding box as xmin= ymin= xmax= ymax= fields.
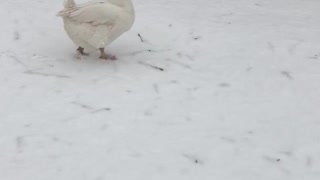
xmin=1 ymin=0 xmax=320 ymax=179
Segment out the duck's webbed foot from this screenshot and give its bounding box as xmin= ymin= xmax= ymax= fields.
xmin=99 ymin=48 xmax=117 ymax=60
xmin=77 ymin=47 xmax=89 ymax=56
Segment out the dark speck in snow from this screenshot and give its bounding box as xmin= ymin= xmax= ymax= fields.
xmin=219 ymin=83 xmax=230 ymax=87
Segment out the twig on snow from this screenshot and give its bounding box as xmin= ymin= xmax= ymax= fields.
xmin=138 ymin=62 xmax=165 ymax=72
xmin=24 ymin=70 xmax=71 ymax=79
xmin=137 ymin=33 xmax=144 ymax=42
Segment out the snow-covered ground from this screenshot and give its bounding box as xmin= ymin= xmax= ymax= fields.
xmin=1 ymin=0 xmax=320 ymax=179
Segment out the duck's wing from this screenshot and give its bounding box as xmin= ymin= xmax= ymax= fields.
xmin=59 ymin=3 xmax=121 ymax=26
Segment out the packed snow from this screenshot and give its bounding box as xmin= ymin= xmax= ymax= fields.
xmin=0 ymin=0 xmax=320 ymax=180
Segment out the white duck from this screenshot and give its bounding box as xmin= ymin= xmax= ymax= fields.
xmin=57 ymin=0 xmax=135 ymax=60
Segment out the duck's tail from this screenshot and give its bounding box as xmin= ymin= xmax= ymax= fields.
xmin=63 ymin=0 xmax=76 ymax=8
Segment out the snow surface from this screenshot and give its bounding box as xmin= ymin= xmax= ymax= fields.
xmin=1 ymin=0 xmax=320 ymax=179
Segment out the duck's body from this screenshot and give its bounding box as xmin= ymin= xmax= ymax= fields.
xmin=57 ymin=0 xmax=135 ymax=59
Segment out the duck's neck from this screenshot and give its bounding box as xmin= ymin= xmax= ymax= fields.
xmin=108 ymin=0 xmax=134 ymax=12
xmin=64 ymin=0 xmax=76 ymax=8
